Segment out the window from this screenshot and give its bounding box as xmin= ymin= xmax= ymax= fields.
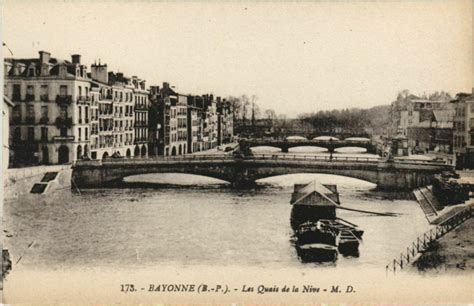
xmin=26 ymin=85 xmax=34 ymax=95
xmin=12 ymin=84 xmax=21 ymax=100
xmin=85 ymin=106 xmax=89 ymax=123
xmin=60 ymin=128 xmax=67 ymax=137
xmin=41 ymin=105 xmax=48 ymax=118
xmin=13 ymin=105 xmax=21 ymax=120
xmin=60 ymin=105 xmax=68 ymax=118
xmin=78 ymin=106 xmax=82 ymax=124
xmin=40 ymin=85 xmax=48 ymax=101
xmin=60 ymin=85 xmax=68 ymax=96
xmin=78 ymin=86 xmax=82 ymax=97
xmin=26 ymin=105 xmax=35 ymax=118
xmin=27 ymin=127 xmax=35 ymax=141
xmin=41 ymin=127 xmax=48 ymax=141
xmin=85 ymin=127 xmax=88 ymax=140
xmin=13 ymin=127 xmax=21 ymax=141
xmin=78 ymin=128 xmax=82 ymax=141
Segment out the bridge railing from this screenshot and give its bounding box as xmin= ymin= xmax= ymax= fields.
xmin=248 ymin=153 xmax=381 ymax=162
xmin=385 ymin=206 xmax=472 ymax=274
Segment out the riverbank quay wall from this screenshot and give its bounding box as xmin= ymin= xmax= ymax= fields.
xmin=72 ymin=155 xmax=453 ymax=190
xmin=3 ymin=165 xmax=72 ymax=199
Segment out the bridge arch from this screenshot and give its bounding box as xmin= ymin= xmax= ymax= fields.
xmin=288 ymin=146 xmax=328 ymax=153
xmin=250 ymin=146 xmax=282 ymax=153
xmin=334 ymin=146 xmax=368 ymax=153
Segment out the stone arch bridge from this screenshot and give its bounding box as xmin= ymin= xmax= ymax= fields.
xmin=238 ymin=139 xmax=377 ymax=153
xmin=72 ymin=154 xmax=453 ymax=190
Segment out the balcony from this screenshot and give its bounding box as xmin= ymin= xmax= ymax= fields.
xmin=39 ymin=117 xmax=49 ymax=125
xmin=12 ymin=94 xmax=21 ymax=102
xmin=40 ymin=95 xmax=49 ymax=102
xmin=25 ymin=94 xmax=35 ymax=102
xmin=52 ymin=135 xmax=75 ymax=142
xmin=77 ymin=96 xmax=91 ymax=103
xmin=56 ymin=95 xmax=73 ymax=105
xmin=55 ymin=117 xmax=73 ymax=129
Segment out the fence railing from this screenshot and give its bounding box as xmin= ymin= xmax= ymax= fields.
xmin=385 ymin=206 xmax=473 ymax=274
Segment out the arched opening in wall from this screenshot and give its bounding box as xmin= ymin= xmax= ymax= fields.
xmin=171 ymin=146 xmax=177 ymax=156
xmin=334 ymin=147 xmax=368 ymax=154
xmin=123 ymin=173 xmax=229 ymax=186
xmin=165 ymin=147 xmax=169 ymax=156
xmin=183 ymin=144 xmax=187 ymax=154
xmin=250 ymin=146 xmax=282 ymax=153
xmin=178 ymin=145 xmax=182 ymax=155
xmin=256 ymin=173 xmax=376 ymax=190
xmin=58 ymin=145 xmax=69 ymax=164
xmin=84 ymin=145 xmax=90 ymax=158
xmin=76 ymin=145 xmax=83 ymax=160
xmin=126 ymin=149 xmax=131 ymax=158
xmin=288 ymin=146 xmax=328 ymax=153
xmin=141 ymin=145 xmax=147 ymax=157
xmin=42 ymin=146 xmax=49 ymax=164
xmin=134 ymin=145 xmax=140 ymax=157
xmin=102 ymin=152 xmax=109 ymax=160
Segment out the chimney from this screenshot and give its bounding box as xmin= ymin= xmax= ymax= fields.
xmin=71 ymin=54 xmax=81 ymax=64
xmin=90 ymin=62 xmax=108 ymax=84
xmin=39 ymin=51 xmax=51 ymax=64
xmin=163 ymin=82 xmax=170 ymax=90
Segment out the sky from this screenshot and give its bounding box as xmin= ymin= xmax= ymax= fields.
xmin=1 ymin=1 xmax=472 ymax=117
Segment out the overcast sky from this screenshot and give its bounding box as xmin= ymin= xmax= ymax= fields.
xmin=2 ymin=1 xmax=472 ymax=116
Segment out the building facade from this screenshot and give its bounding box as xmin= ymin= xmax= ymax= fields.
xmin=452 ymin=92 xmax=474 ymax=169
xmin=4 ymin=51 xmax=149 ymax=166
xmin=3 ymin=96 xmax=14 ymax=168
xmin=406 ymin=109 xmax=454 ymax=155
xmin=5 ymin=51 xmax=92 ymax=166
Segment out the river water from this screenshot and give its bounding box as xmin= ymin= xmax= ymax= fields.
xmin=4 ymin=164 xmax=430 ymax=272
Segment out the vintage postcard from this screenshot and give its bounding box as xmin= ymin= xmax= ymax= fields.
xmin=1 ymin=0 xmax=473 ymax=304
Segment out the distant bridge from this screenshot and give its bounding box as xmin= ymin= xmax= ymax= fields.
xmin=239 ymin=138 xmax=377 ymax=153
xmin=72 ymin=154 xmax=453 ymax=190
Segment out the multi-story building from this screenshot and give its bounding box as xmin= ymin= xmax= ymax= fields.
xmin=148 ymin=85 xmax=163 ymax=156
xmin=452 ymin=92 xmax=474 ymax=169
xmin=4 ymin=51 xmax=92 ymax=166
xmin=406 ymin=109 xmax=454 ymax=156
xmin=187 ymin=95 xmax=204 ymax=153
xmin=149 ymin=82 xmax=187 ymax=156
xmin=89 ymin=63 xmax=146 ymax=159
xmin=216 ymin=98 xmax=233 ymax=145
xmin=106 ymin=72 xmax=135 ymax=158
xmin=398 ymin=98 xmax=452 ymax=136
xmin=132 ymin=76 xmax=149 ymax=158
xmin=3 ymin=96 xmax=14 ymax=167
xmin=176 ymin=94 xmax=188 ymax=155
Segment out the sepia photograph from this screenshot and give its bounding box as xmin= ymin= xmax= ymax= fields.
xmin=1 ymin=0 xmax=473 ymax=304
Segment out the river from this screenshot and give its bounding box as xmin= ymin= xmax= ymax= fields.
xmin=4 ymin=171 xmax=430 ymax=271
xmin=3 ymin=149 xmax=440 ymax=303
